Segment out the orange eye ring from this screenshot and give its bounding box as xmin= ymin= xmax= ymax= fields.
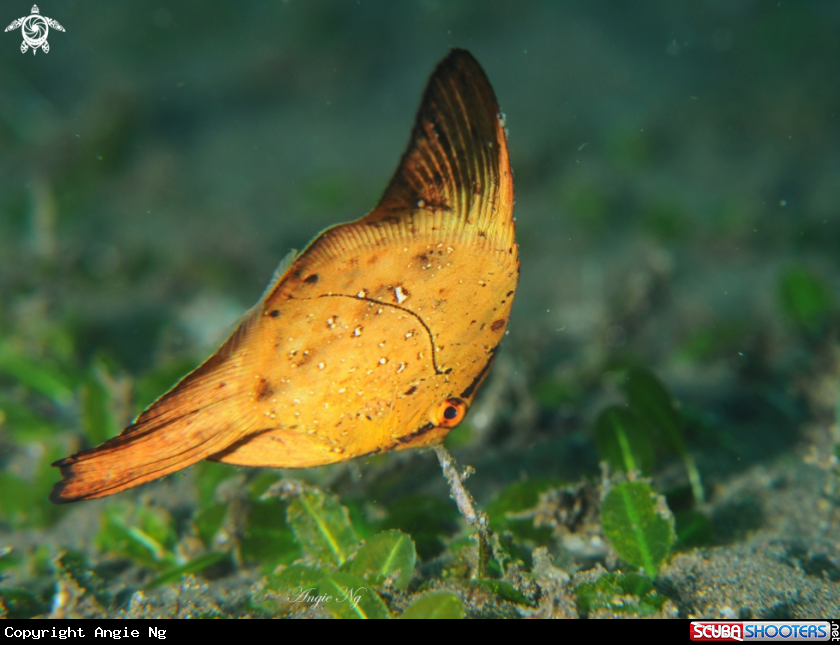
xmin=431 ymin=398 xmax=467 ymax=428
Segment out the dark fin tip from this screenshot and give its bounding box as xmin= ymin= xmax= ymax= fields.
xmin=373 ymin=48 xmax=503 ymax=218
xmin=49 ymin=480 xmax=76 ymax=505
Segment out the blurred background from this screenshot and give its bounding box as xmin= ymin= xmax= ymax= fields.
xmin=1 ymin=0 xmax=839 ymax=618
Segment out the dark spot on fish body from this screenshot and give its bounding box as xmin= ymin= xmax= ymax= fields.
xmin=256 ymin=378 xmax=274 ymax=401
xmin=397 ymin=422 xmax=435 ymax=444
xmin=304 ymin=274 xmax=319 ymax=284
xmin=491 ymin=319 xmax=506 ymax=332
xmin=405 ymin=386 xmax=418 ymax=395
xmin=506 ymin=291 xmax=514 ymax=297
xmin=460 ymin=344 xmax=499 ymax=399
xmin=269 ymin=310 xmax=280 ymax=318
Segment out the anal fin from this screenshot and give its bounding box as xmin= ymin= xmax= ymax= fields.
xmin=51 ymin=350 xmax=256 ymax=503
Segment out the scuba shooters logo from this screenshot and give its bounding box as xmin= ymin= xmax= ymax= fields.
xmin=690 ymin=621 xmax=836 ymax=642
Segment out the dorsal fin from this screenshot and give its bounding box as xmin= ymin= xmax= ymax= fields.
xmin=261 ymin=248 xmax=299 ymax=301
xmin=217 ymin=248 xmax=298 ymax=358
xmin=366 ymin=48 xmax=513 ymax=247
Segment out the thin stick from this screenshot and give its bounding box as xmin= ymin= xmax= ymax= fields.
xmin=434 ymin=444 xmax=490 ymax=578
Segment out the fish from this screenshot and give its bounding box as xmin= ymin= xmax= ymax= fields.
xmin=50 ymin=48 xmax=517 ymax=503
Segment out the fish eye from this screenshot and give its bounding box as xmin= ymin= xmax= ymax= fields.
xmin=432 ymin=398 xmax=467 ymax=428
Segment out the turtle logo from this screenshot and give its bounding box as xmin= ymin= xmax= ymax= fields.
xmin=5 ymin=5 xmax=65 ymax=55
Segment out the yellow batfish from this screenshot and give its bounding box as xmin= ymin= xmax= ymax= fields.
xmin=51 ymin=48 xmax=518 ymax=503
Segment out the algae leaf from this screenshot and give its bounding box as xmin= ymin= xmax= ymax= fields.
xmin=144 ymin=552 xmax=227 ymax=589
xmin=266 ymin=564 xmax=325 ymax=595
xmin=318 ymin=572 xmax=389 ymax=619
xmin=601 ymin=481 xmax=675 ymax=578
xmin=0 ymin=341 xmax=74 ymax=404
xmin=345 ymin=529 xmax=416 ymax=590
xmin=623 ymin=367 xmax=704 ymax=503
xmin=473 ymin=579 xmax=534 ymax=606
xmin=81 ymin=372 xmax=119 ymax=446
xmin=485 ymin=478 xmax=563 ymax=544
xmin=95 ymin=504 xmax=178 ymax=569
xmin=193 ymin=462 xmax=238 ymax=508
xmin=241 ymin=499 xmax=300 ymax=570
xmin=193 ymin=503 xmax=226 ymax=547
xmin=0 ymin=547 xmax=20 ymax=573
xmin=595 ymin=406 xmax=654 ymax=475
xmin=287 ymin=488 xmax=359 ymax=566
xmin=378 ymin=494 xmax=457 ymax=560
xmin=575 ymin=572 xmax=669 ymax=617
xmin=261 ymin=564 xmax=325 ymax=615
xmin=399 ymin=592 xmax=465 ymax=619
xmin=674 ymin=509 xmax=714 ymax=549
xmin=0 ymin=393 xmax=56 ymax=444
xmin=486 ymin=478 xmax=563 ymax=523
xmin=0 ymin=588 xmax=49 ymax=619
xmin=778 ymin=266 xmax=833 ymax=332
xmin=0 ymin=447 xmax=64 ymax=529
